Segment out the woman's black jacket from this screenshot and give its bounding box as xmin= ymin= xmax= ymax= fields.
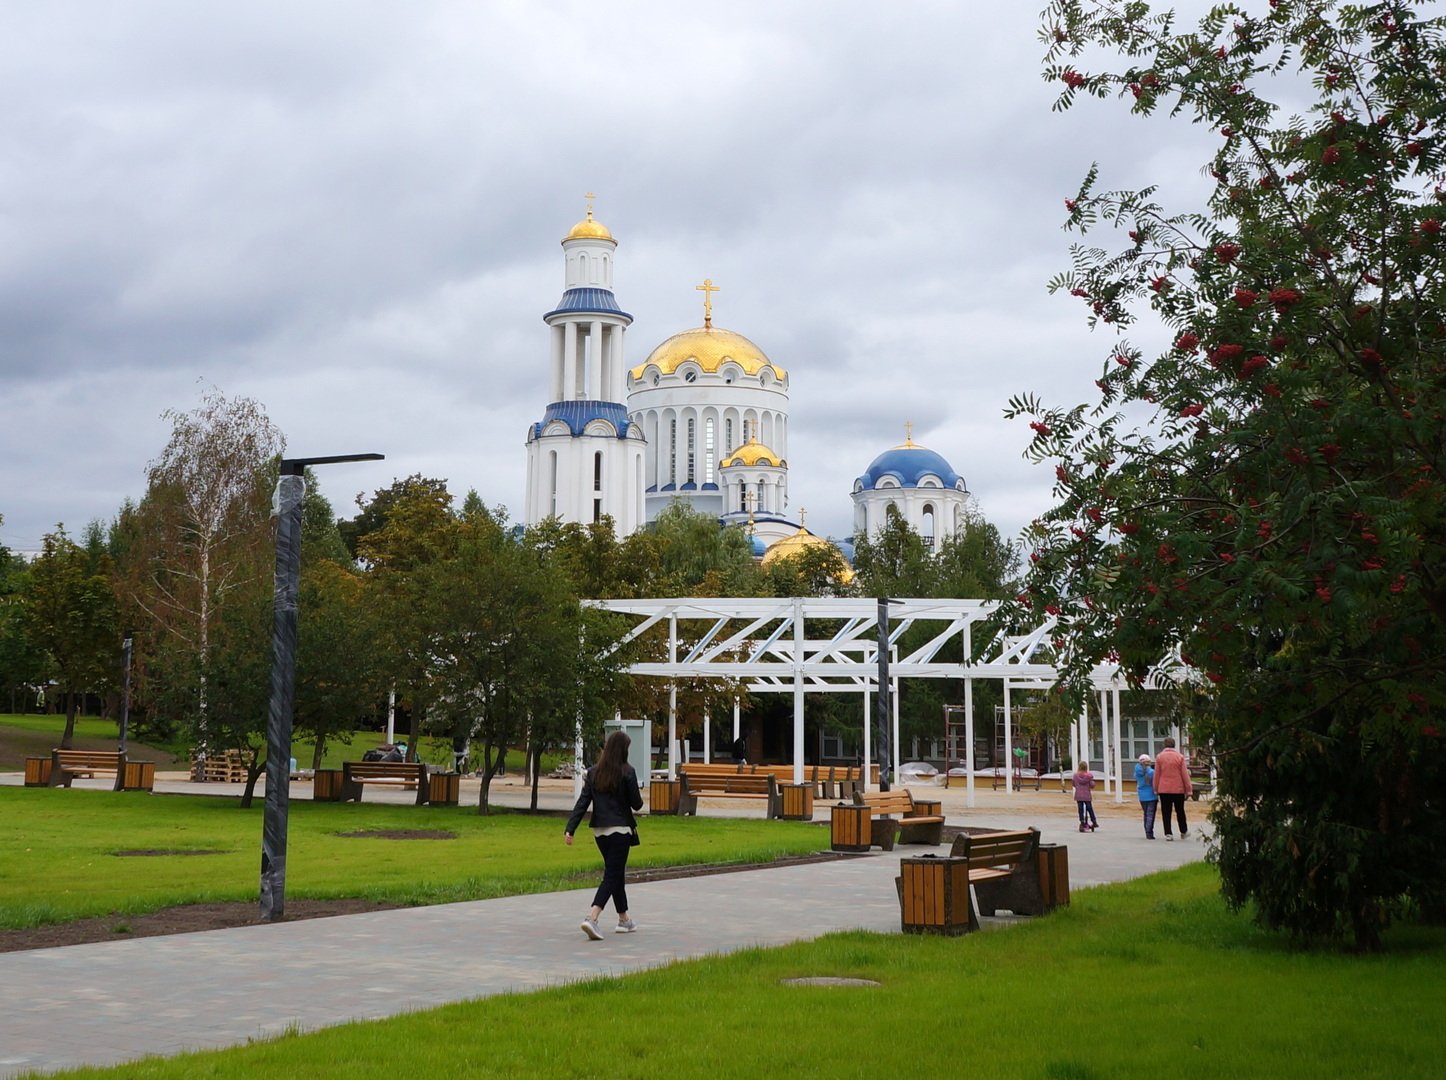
xmin=565 ymin=765 xmax=644 ymax=834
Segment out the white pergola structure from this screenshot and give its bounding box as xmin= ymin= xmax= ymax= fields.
xmin=586 ymin=597 xmax=1182 ymax=807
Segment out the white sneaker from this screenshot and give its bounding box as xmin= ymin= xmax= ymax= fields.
xmin=1165 ymin=835 xmax=1174 ymax=842
xmin=615 ymin=917 xmax=638 ymax=933
xmin=580 ymin=917 xmax=603 ymax=941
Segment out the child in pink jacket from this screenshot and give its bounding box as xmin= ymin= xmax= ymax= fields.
xmin=1072 ymin=761 xmax=1099 ymax=832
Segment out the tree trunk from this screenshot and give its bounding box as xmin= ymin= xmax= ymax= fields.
xmin=311 ymin=736 xmax=326 ymax=771
xmin=529 ymin=744 xmax=542 ymax=811
xmin=240 ymin=759 xmax=265 ymax=809
xmin=60 ymin=691 xmax=78 ymax=748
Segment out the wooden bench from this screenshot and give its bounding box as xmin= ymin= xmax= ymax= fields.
xmin=1190 ymin=762 xmax=1215 ymax=800
xmin=341 ymin=760 xmax=430 ymax=805
xmin=949 ymin=828 xmax=1044 ymax=928
xmin=47 ymin=749 xmax=154 ymax=792
xmin=677 ymin=769 xmax=780 ymax=818
xmin=852 ymin=789 xmax=945 ymax=846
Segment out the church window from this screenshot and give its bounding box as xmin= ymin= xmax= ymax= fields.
xmin=686 ymin=418 xmax=696 ymax=484
xmin=922 ymin=504 xmax=936 ymax=548
xmin=669 ymin=419 xmax=678 ymax=485
xmin=548 ymin=452 xmax=559 ymax=518
xmin=684 ymin=370 xmax=697 ymax=383
xmin=725 ymin=418 xmax=734 ymax=452
xmin=705 ymin=418 xmax=715 ymax=484
xmin=593 ymin=498 xmax=602 ymax=523
xmin=594 ymin=452 xmax=603 ymax=492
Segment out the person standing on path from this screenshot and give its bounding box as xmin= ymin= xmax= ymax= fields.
xmin=1072 ymin=761 xmax=1099 ymax=832
xmin=1134 ymin=753 xmax=1158 ymax=839
xmin=565 ymin=730 xmax=644 ymax=939
xmin=1154 ymin=737 xmax=1191 ymax=841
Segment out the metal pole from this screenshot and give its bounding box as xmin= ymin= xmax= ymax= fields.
xmin=260 ymin=470 xmax=305 ymax=922
xmin=118 ymin=633 xmax=133 ymax=754
xmin=259 ymin=452 xmax=381 ymax=923
xmin=875 ymin=597 xmax=892 ymax=792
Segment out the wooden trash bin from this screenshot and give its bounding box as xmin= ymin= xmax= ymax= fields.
xmin=779 ymin=783 xmax=814 ymax=821
xmin=428 ymin=771 xmax=461 ymax=806
xmin=24 ymin=757 xmax=52 ymax=787
xmin=830 ymin=803 xmax=871 ymax=852
xmin=312 ymin=768 xmax=345 ymax=802
xmin=1037 ymin=842 xmax=1071 ymax=912
xmin=649 ymin=778 xmax=681 ymax=815
xmin=121 ymin=760 xmax=156 ymax=792
xmin=899 ymin=854 xmax=972 ymax=936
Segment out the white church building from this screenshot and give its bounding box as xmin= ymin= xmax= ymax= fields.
xmin=524 ymin=201 xmax=971 ymax=557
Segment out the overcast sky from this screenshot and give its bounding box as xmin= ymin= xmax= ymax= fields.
xmin=1 ymin=0 xmax=1241 ymax=557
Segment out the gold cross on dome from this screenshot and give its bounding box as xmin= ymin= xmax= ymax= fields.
xmin=696 ymin=278 xmax=720 ymax=328
xmin=584 ymin=192 xmax=596 ymax=218
xmin=799 ymin=507 xmax=807 ymax=529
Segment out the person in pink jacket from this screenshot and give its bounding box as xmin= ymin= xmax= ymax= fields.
xmin=1153 ymin=737 xmax=1191 ymax=840
xmin=1072 ymin=761 xmax=1098 ymax=832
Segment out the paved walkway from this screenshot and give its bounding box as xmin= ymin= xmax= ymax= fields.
xmin=0 ymin=774 xmax=1209 ymax=1077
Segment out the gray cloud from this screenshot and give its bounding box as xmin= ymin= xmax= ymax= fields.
xmin=2 ymin=0 xmax=1242 ymax=555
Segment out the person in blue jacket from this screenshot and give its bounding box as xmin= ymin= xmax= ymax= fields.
xmin=565 ymin=730 xmax=644 ymax=940
xmin=1134 ymin=753 xmax=1158 ymax=840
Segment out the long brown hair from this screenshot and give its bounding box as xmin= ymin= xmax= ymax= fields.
xmin=593 ymin=730 xmax=631 ymax=793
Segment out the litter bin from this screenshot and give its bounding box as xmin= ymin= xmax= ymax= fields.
xmin=650 ymin=778 xmax=681 ymax=815
xmin=779 ymin=783 xmax=814 ymax=821
xmin=898 ymin=854 xmax=972 ymax=935
xmin=830 ymin=803 xmax=871 ymax=852
xmin=1037 ymin=842 xmax=1070 ymax=912
xmin=312 ymin=768 xmax=344 ymax=802
xmin=121 ymin=760 xmax=156 ymax=792
xmin=428 ymin=771 xmax=461 ymax=806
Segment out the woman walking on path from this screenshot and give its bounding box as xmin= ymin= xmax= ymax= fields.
xmin=565 ymin=730 xmax=644 ymax=940
xmin=1134 ymin=753 xmax=1158 ymax=840
xmin=1072 ymin=761 xmax=1099 ymax=832
xmin=1153 ymin=737 xmax=1191 ymax=841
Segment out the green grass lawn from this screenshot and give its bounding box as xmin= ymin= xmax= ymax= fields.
xmin=0 ymin=787 xmax=826 ymax=927
xmin=42 ymin=861 xmax=1446 ymax=1079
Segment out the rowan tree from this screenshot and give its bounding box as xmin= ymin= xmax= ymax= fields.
xmin=1015 ymin=0 xmax=1446 ymax=948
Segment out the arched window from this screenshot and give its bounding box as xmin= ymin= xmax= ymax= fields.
xmin=686 ymin=418 xmax=696 ymax=484
xmin=548 ymin=451 xmax=559 ymax=518
xmin=705 ymin=417 xmax=716 ymax=484
xmin=922 ymin=503 xmax=936 ymax=547
xmin=594 ymin=451 xmax=603 ymax=492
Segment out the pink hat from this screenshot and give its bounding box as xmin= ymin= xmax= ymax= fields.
xmin=1138 ymin=753 xmax=1153 ymax=763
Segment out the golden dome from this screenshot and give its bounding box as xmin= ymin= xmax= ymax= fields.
xmin=761 ymin=526 xmax=855 ymax=583
xmin=563 ymin=207 xmax=613 ymax=243
xmin=721 ymin=436 xmax=784 ymax=469
xmin=630 ymin=325 xmax=786 ymax=380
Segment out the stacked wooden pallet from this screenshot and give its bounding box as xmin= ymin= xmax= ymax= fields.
xmin=192 ymin=748 xmax=253 ymax=782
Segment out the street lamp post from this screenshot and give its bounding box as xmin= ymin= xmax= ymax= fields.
xmin=260 ymin=453 xmax=382 ymax=922
xmin=118 ymin=632 xmax=133 ymax=754
xmin=876 ymin=597 xmax=900 ymax=792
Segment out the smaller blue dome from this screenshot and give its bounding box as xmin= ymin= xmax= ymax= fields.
xmin=528 ymin=400 xmax=635 ymax=440
xmin=856 ymin=442 xmax=965 ymax=492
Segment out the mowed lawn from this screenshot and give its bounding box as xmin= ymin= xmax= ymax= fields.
xmin=40 ymin=861 xmax=1446 ymax=1079
xmin=0 ymin=787 xmax=826 ymax=927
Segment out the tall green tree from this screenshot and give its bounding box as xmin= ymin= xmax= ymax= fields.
xmin=22 ymin=528 xmax=120 ymax=746
xmin=0 ymin=515 xmax=41 ymax=713
xmin=125 ymin=388 xmax=283 ymax=753
xmin=1017 ymin=0 xmax=1446 ymax=948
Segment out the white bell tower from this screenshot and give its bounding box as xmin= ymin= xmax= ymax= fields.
xmin=524 ymin=197 xmax=646 ymax=534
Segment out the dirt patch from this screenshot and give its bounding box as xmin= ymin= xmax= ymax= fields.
xmin=0 ymin=851 xmax=854 ymax=954
xmin=335 ymin=830 xmax=457 ymax=840
xmin=0 ymin=898 xmax=404 ymax=954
